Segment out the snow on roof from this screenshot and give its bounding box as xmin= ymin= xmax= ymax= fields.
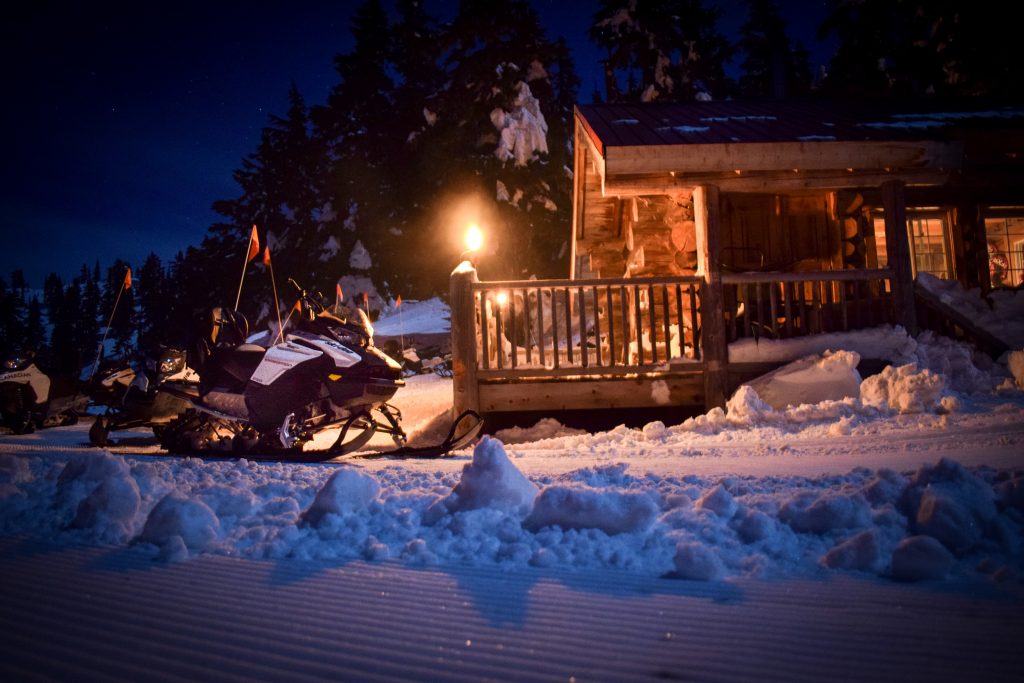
xmin=577 ymin=100 xmax=1024 ymax=149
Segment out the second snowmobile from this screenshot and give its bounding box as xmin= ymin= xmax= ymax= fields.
xmin=156 ymin=282 xmax=481 ymax=458
xmin=0 ymin=353 xmax=89 ymax=434
xmin=87 ymin=346 xmax=199 ymax=446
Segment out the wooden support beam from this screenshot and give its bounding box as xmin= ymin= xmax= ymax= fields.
xmin=450 ymin=263 xmax=480 ymax=418
xmin=695 ymin=184 xmax=729 ymax=410
xmin=605 ymin=140 xmax=963 ymax=176
xmin=478 ymin=375 xmax=705 ymax=412
xmin=881 ymin=180 xmax=918 ymax=336
xmin=602 ymin=169 xmax=952 ymax=196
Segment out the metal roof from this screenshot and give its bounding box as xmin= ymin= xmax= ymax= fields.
xmin=576 ymin=100 xmax=1024 ymax=156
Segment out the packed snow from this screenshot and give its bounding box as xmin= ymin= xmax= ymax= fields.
xmin=2 ymin=329 xmax=1022 ymax=587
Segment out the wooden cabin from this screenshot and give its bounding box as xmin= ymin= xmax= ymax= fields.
xmin=451 ymin=100 xmax=1024 ymax=417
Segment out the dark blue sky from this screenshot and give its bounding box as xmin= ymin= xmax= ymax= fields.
xmin=1 ymin=1 xmax=831 ymax=287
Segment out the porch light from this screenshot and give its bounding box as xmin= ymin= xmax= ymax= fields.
xmin=465 ymin=224 xmax=484 ymax=253
xmin=495 ymin=292 xmax=508 ymax=306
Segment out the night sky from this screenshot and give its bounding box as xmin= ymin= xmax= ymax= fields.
xmin=1 ymin=1 xmax=829 ymax=288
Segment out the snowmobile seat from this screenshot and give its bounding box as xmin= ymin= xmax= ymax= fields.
xmin=215 ymin=344 xmax=266 ymax=385
xmin=191 ymin=307 xmax=251 ymax=376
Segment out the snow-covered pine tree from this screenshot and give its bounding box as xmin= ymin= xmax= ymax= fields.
xmin=312 ymin=0 xmax=397 ymax=303
xmin=428 ymin=0 xmax=578 ymax=282
xmin=590 ymin=0 xmax=733 ymax=102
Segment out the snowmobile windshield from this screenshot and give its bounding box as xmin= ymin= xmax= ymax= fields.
xmin=319 ymin=309 xmax=373 ymax=349
xmin=3 ymin=356 xmax=33 ymax=371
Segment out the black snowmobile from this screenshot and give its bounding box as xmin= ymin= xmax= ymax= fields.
xmin=155 ymin=282 xmax=482 ymax=459
xmin=87 ymin=346 xmax=199 ymax=447
xmin=0 ymin=353 xmax=89 ymax=434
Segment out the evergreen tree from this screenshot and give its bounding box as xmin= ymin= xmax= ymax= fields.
xmin=75 ymin=264 xmax=101 ymax=370
xmin=24 ymin=296 xmax=46 ymax=353
xmin=425 ymin=0 xmax=579 ymax=282
xmin=137 ymin=252 xmax=166 ymax=354
xmin=212 ymin=83 xmax=326 ymax=325
xmin=737 ymin=0 xmax=812 ymax=99
xmin=0 ymin=276 xmax=23 ymax=359
xmin=590 ymin=0 xmax=734 ymax=102
xmin=46 ymin=281 xmax=79 ymax=376
xmin=312 ymin=0 xmax=398 ymax=296
xmin=819 ymin=0 xmax=1023 ymax=98
xmin=102 ymin=260 xmax=135 ymax=357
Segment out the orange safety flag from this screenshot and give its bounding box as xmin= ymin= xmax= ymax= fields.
xmin=246 ymin=224 xmax=260 ymax=262
xmin=263 ymin=245 xmax=272 ymax=267
xmin=123 ymin=268 xmax=132 ymax=290
xmin=395 ymin=294 xmax=402 ymax=308
xmin=293 ymin=299 xmax=302 ymax=313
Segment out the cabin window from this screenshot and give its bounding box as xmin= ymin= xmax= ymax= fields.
xmin=871 ymin=211 xmax=952 ymax=279
xmin=984 ymin=213 xmax=1024 ymax=288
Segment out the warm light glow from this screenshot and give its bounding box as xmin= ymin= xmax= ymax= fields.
xmin=496 ymin=292 xmax=508 ymax=306
xmin=465 ymin=224 xmax=484 ymax=252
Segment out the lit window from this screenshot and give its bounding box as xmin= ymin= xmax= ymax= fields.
xmin=984 ymin=215 xmax=1024 ymax=288
xmin=871 ymin=213 xmax=952 ymax=279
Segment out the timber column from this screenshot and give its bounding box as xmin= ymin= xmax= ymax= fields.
xmin=694 ymin=185 xmax=729 ymax=410
xmin=881 ymin=180 xmax=918 ymax=336
xmin=450 ymin=261 xmax=480 ymax=418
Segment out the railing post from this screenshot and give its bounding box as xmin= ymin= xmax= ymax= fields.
xmin=695 ymin=185 xmax=729 ymax=410
xmin=450 ymin=261 xmax=480 ymax=418
xmin=881 ymin=180 xmax=918 ymax=336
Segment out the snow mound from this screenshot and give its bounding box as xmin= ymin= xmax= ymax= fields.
xmin=890 ymin=535 xmax=953 ymax=581
xmin=744 ymin=350 xmax=862 ymax=410
xmin=900 ymin=458 xmax=997 ymax=555
xmin=860 ymin=363 xmax=945 ymax=413
xmin=728 ymin=325 xmax=916 ymax=364
xmin=671 ymin=542 xmax=724 ymax=581
xmin=821 ymin=529 xmax=882 ymax=572
xmin=1008 ymin=350 xmax=1024 ymax=388
xmin=302 ymin=468 xmax=380 ymax=528
xmin=427 ymin=437 xmax=538 ymax=521
xmin=779 ymin=491 xmax=872 ymax=534
xmin=56 ymin=451 xmax=134 ymax=522
xmin=524 ymin=486 xmax=659 ymax=535
xmin=0 ymin=453 xmax=33 ymax=484
xmin=493 ymin=418 xmax=587 ymax=445
xmin=139 ymin=493 xmax=220 ymax=552
xmin=69 ymin=474 xmax=141 ymax=544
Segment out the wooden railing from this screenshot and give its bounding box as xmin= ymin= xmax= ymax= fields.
xmin=721 ymin=269 xmax=895 ymax=342
xmin=470 ymin=276 xmax=704 ymax=378
xmin=449 ymin=265 xmax=898 ymax=415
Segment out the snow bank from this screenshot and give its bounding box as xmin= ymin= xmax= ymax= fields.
xmin=861 ymin=363 xmax=945 ymax=414
xmin=426 ymin=436 xmax=538 ymax=522
xmin=373 ymin=297 xmax=450 ymax=336
xmin=917 ymin=272 xmax=1024 ymax=349
xmin=0 ymin=345 xmax=1021 ymax=584
xmin=744 ymin=350 xmax=862 ymax=409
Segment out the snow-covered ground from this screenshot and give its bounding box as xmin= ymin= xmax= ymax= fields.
xmin=2 ymin=290 xmax=1024 ymax=680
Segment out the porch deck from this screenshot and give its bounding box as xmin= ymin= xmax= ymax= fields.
xmin=450 ymin=266 xmax=896 ymax=415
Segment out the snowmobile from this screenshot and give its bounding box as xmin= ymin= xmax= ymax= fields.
xmin=155 ymin=282 xmax=482 ymax=459
xmin=0 ymin=353 xmax=90 ymax=434
xmin=87 ymin=346 xmax=199 ymax=447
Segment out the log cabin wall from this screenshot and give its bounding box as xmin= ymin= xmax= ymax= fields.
xmin=719 ymin=192 xmax=842 ymax=273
